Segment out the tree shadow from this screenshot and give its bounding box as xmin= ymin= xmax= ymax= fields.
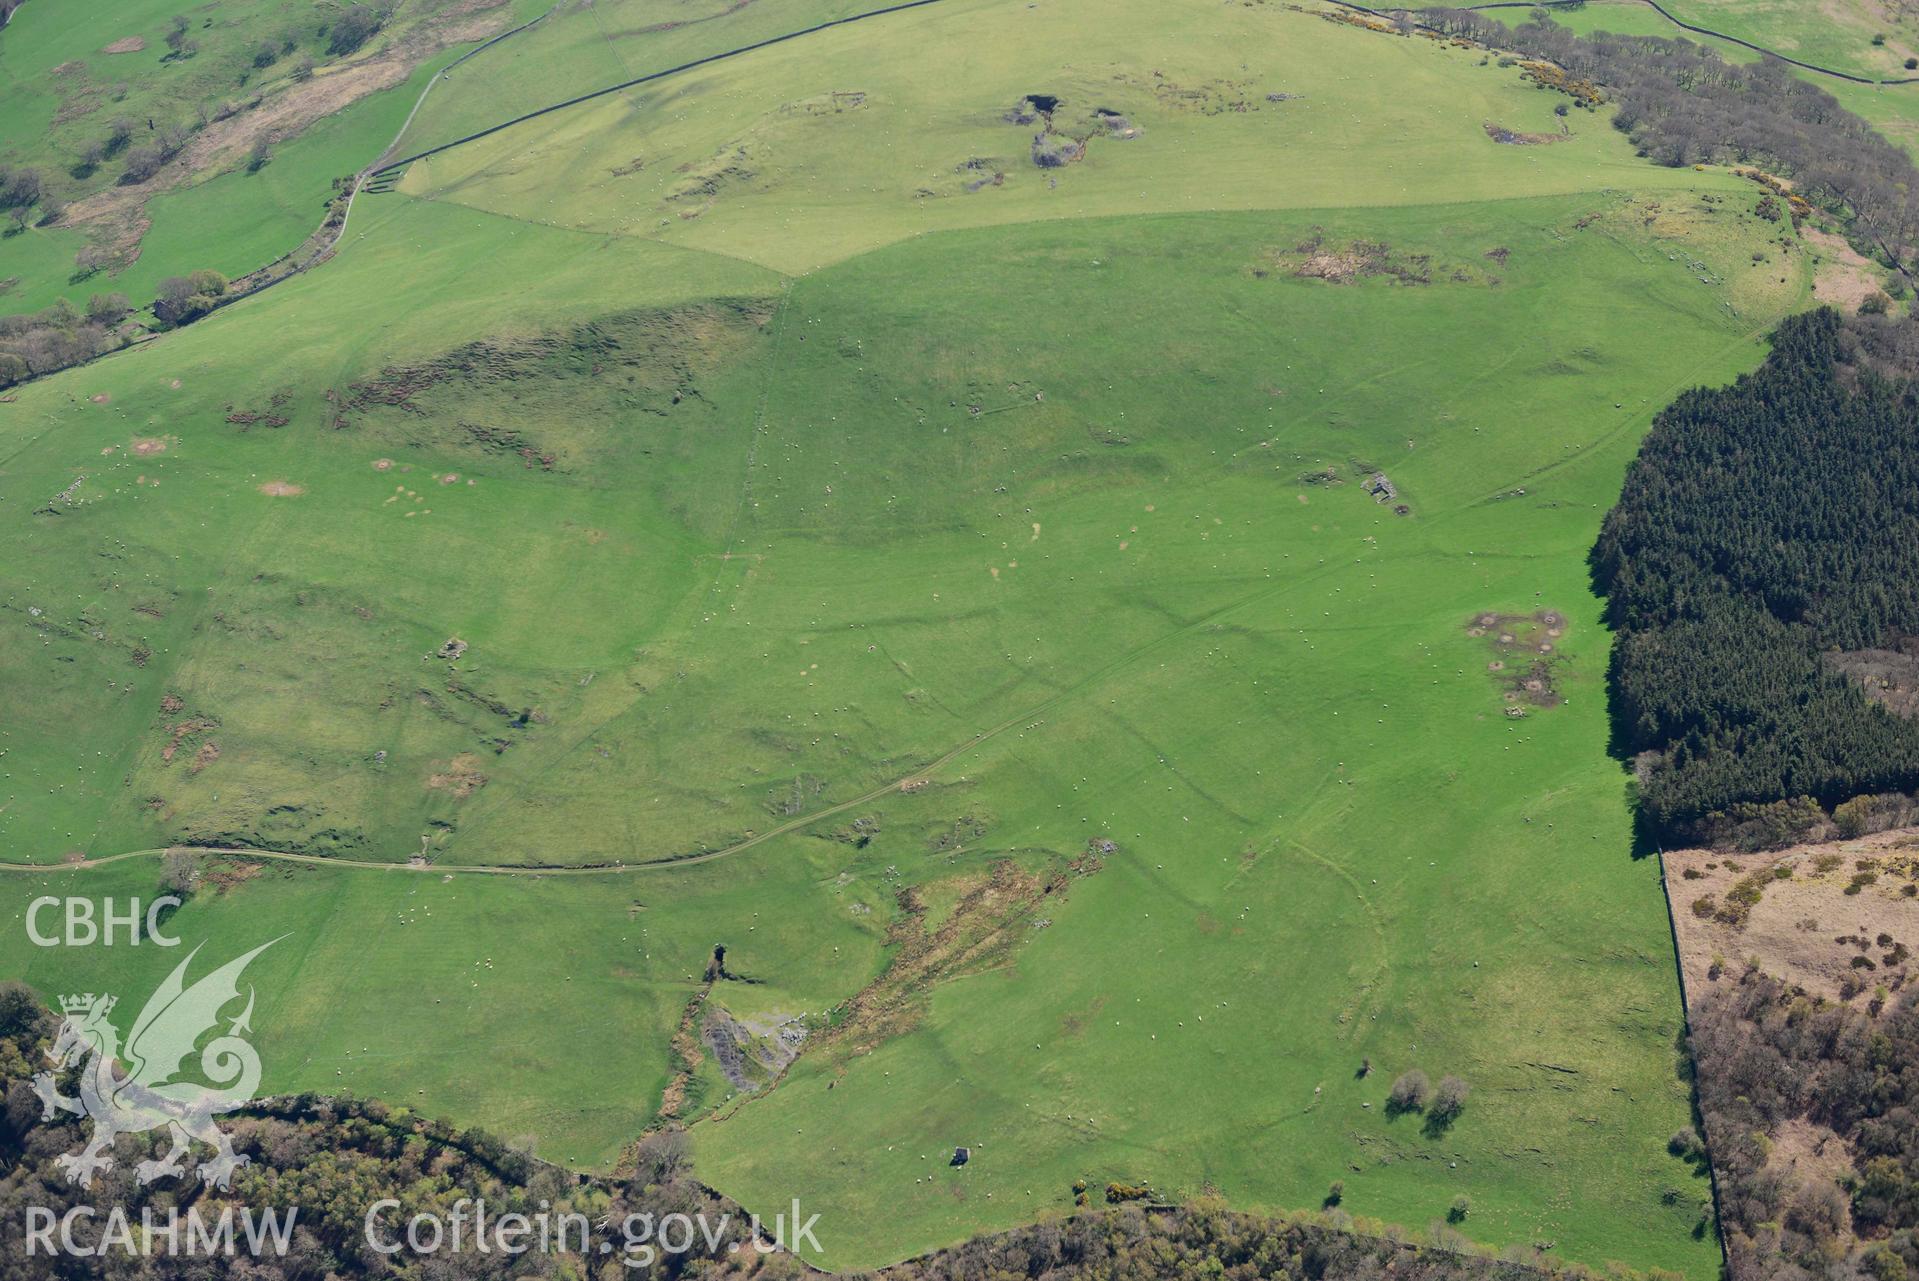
xmin=703 ymin=943 xmax=764 ymax=985
xmin=1628 ymin=786 xmax=1663 ymax=861
xmin=1588 ymin=527 xmax=1668 ymax=863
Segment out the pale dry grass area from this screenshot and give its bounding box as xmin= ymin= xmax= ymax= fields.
xmin=1666 ymin=827 xmax=1919 ymax=1009
xmin=1805 ymin=226 xmax=1885 ymax=311
xmin=58 ymin=0 xmax=512 ymax=260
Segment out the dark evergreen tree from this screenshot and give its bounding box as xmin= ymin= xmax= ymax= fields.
xmin=1594 ymin=308 xmax=1919 ymax=838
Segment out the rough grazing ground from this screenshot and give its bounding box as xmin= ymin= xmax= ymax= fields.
xmin=0 ymin=0 xmax=1825 ymax=1273
xmin=1666 ymin=830 xmax=1919 ymax=1008
xmin=1805 ymin=227 xmax=1887 ymax=310
xmin=0 ymin=0 xmax=512 ymax=310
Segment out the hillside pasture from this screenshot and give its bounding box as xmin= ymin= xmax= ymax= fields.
xmin=400 ymin=0 xmax=1723 ymax=274
xmin=2 ymin=184 xmax=1802 ymax=1274
xmin=0 ymin=0 xmax=1820 ymax=1273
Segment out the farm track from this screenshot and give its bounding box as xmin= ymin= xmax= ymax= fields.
xmin=0 ymin=604 xmax=1278 ymax=877
xmin=259 ymin=0 xmax=568 ymax=288
xmin=0 ymin=0 xmax=1806 ymax=925
xmin=0 ymin=0 xmax=962 ymax=397
xmin=2 ymin=287 xmax=1780 ymax=882
xmin=3 ymin=496 xmax=1414 ymax=880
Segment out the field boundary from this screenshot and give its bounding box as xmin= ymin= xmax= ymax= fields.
xmin=0 ymin=0 xmax=567 ymax=401
xmin=378 ymin=0 xmax=567 ymax=170
xmin=1439 ymin=0 xmax=1919 ymax=85
xmin=267 ymin=0 xmax=570 ymax=289
xmin=1649 ymin=842 xmax=1733 ymax=1274
xmin=0 ymin=0 xmax=963 ymax=397
xmin=365 ymin=0 xmax=960 ymax=181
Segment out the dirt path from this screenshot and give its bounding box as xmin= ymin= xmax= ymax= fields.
xmin=2 ymin=301 xmax=1780 ymax=883
xmin=0 ymin=695 xmax=1099 ymax=878
xmin=2 ymin=503 xmax=1390 ymax=881
xmin=257 ymin=1 xmax=565 ymax=292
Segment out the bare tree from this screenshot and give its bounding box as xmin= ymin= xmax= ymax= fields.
xmin=159 ymin=850 xmax=197 ymax=897
xmin=1430 ymin=1075 xmax=1470 ymax=1123
xmin=1388 ymin=1069 xmax=1430 ymax=1113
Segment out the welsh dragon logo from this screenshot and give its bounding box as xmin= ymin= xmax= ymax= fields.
xmin=32 ymin=939 xmax=280 ymax=1191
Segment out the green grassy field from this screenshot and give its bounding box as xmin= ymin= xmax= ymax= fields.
xmin=402 ymin=0 xmax=1727 ymax=273
xmin=0 ymin=0 xmax=1820 ymax=1272
xmin=0 ymin=0 xmax=501 ymax=313
xmin=1533 ymin=0 xmax=1919 ymax=81
xmin=387 ymin=0 xmax=877 ymax=160
xmin=0 ymin=215 xmax=86 ymax=308
xmin=1546 ymin=0 xmax=1919 ymax=159
xmin=680 ymin=190 xmax=1799 ymax=1269
xmin=0 ymin=0 xmax=323 ymax=193
xmin=1652 ymin=0 xmax=1919 ymax=79
xmin=0 ymin=0 xmax=488 ymax=200
xmin=0 ymin=843 xmax=890 ymax=1168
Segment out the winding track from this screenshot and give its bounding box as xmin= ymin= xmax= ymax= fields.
xmin=0 ymin=554 xmax=1343 ymax=879
xmin=6 ymin=0 xmax=1871 ymax=881
xmin=181 ymin=0 xmax=970 ymax=315
xmin=0 ymin=732 xmax=990 ymax=878
xmin=3 ymin=315 xmax=1774 ymax=882
xmin=250 ymin=1 xmax=567 ymax=295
